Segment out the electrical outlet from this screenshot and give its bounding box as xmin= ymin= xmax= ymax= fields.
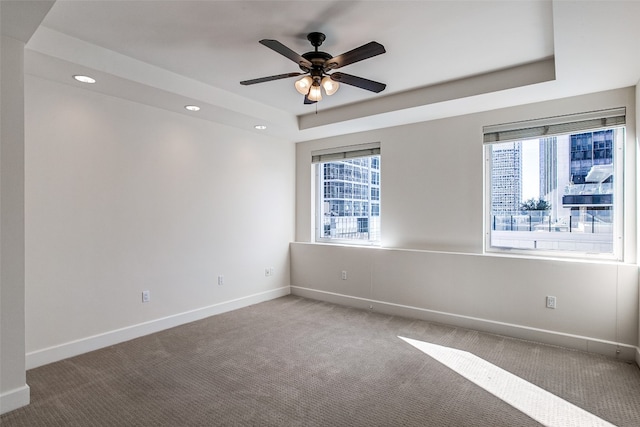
xmin=341 ymin=270 xmax=347 ymax=280
xmin=269 ymin=267 xmax=274 ymax=276
xmin=142 ymin=290 xmax=150 ymax=303
xmin=546 ymin=295 xmax=557 ymax=309
xmin=218 ymin=275 xmax=224 ymax=286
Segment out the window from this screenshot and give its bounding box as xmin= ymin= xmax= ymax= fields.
xmin=484 ymin=108 xmax=625 ymax=259
xmin=313 ymin=143 xmax=381 ymax=244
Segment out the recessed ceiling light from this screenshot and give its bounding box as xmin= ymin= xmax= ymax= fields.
xmin=184 ymin=105 xmax=200 ymax=112
xmin=254 ymin=125 xmax=267 ymax=130
xmin=73 ymin=75 xmax=96 ymax=84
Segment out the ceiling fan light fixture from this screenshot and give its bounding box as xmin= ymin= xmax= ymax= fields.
xmin=242 ymin=32 xmax=386 ymax=105
xmin=294 ymin=76 xmax=313 ymax=95
xmin=308 ymin=83 xmax=323 ymax=102
xmin=321 ymin=76 xmax=339 ymax=95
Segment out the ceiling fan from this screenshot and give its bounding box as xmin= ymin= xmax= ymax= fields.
xmin=240 ymin=32 xmax=386 ymax=104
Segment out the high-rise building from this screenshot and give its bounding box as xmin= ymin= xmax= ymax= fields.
xmin=490 ymin=141 xmax=522 ymax=213
xmin=569 ymin=130 xmax=613 ymax=184
xmin=562 ymin=130 xmax=614 ymax=208
xmin=539 ymin=136 xmax=572 ymax=221
xmin=539 ymin=137 xmax=557 ymax=198
xmin=319 ymin=156 xmax=381 ymax=241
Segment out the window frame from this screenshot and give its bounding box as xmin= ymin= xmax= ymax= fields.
xmin=483 ymin=109 xmax=625 ymax=261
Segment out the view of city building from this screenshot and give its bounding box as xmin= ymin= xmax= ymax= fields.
xmin=318 ymin=156 xmax=380 ymax=242
xmin=489 ymin=128 xmax=620 ymax=255
xmin=538 ymin=135 xmax=570 ymax=221
xmin=317 ymin=128 xmax=619 ymax=250
xmin=490 ymin=141 xmax=522 ymax=213
xmin=538 ymin=137 xmax=557 ymax=197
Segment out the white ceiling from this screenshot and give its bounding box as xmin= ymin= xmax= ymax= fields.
xmin=9 ymin=1 xmax=640 ymax=141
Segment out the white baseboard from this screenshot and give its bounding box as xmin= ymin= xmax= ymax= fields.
xmin=291 ymin=286 xmax=638 ymax=362
xmin=27 ymin=286 xmax=290 ymax=369
xmin=0 ymin=385 xmax=30 ymax=415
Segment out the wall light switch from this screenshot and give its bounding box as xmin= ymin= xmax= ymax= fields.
xmin=142 ymin=290 xmax=150 ymax=303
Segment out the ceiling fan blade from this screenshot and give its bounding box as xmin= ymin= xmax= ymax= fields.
xmin=330 ymin=72 xmax=386 ymax=93
xmin=324 ymin=42 xmax=386 ymax=70
xmin=259 ymin=39 xmax=313 ymax=69
xmin=240 ymin=72 xmax=304 ymax=85
xmin=304 ymin=95 xmax=317 ymax=104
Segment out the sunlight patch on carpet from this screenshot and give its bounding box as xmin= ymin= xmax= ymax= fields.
xmin=399 ymin=336 xmax=616 ymax=427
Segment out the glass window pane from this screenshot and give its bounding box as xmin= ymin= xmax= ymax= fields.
xmin=317 ymin=155 xmax=381 ymax=243
xmin=488 ymin=128 xmax=623 ymax=259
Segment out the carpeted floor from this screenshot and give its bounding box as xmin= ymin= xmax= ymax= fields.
xmin=2 ymin=295 xmax=640 ymax=426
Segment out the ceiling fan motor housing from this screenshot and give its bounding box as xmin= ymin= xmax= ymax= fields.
xmin=300 ymin=32 xmax=334 ymax=77
xmin=301 ymin=51 xmax=333 ymax=76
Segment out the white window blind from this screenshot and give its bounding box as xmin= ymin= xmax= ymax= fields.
xmin=483 ymin=108 xmax=626 ymax=144
xmin=311 ymin=142 xmax=380 ymax=163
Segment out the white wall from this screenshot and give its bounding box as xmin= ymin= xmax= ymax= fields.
xmin=1 ymin=1 xmax=56 ymax=414
xmin=24 ymin=75 xmax=295 ymax=367
xmin=637 ymin=82 xmax=640 ymax=366
xmin=0 ymin=33 xmax=30 ymax=414
xmin=293 ymin=87 xmax=639 ymax=360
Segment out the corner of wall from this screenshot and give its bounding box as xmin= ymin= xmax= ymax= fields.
xmin=636 ymin=83 xmax=640 ymax=367
xmin=0 ymin=33 xmax=29 ymax=415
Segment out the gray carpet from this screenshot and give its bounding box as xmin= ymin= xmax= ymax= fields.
xmin=2 ymin=295 xmax=640 ymax=426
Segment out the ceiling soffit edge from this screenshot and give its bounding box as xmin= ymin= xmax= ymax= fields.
xmin=298 ymin=57 xmax=556 ymax=130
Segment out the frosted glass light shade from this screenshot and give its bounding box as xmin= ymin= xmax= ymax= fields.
xmin=308 ymin=84 xmax=323 ymax=101
xmin=321 ymin=76 xmax=339 ymax=95
xmin=295 ymin=76 xmax=313 ymax=95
